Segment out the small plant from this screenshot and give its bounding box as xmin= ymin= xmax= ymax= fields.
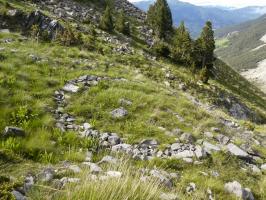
xmin=1 ymin=138 xmax=22 ymax=153
xmin=199 ymin=66 xmax=209 ymax=84
xmin=39 ymin=150 xmax=54 ymax=164
xmin=30 ymin=24 xmax=40 ymax=42
xmin=10 ymin=106 xmax=37 ymax=128
xmin=243 ymin=121 xmax=255 ymax=131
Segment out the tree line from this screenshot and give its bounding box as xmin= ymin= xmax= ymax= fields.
xmin=99 ymin=0 xmax=215 ymax=83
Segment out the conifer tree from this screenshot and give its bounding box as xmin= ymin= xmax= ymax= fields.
xmin=147 ymin=0 xmax=173 ymax=39
xmin=172 ymin=21 xmax=192 ymax=64
xmin=116 ymin=11 xmax=130 ymax=35
xmin=198 ymin=21 xmax=215 ymax=69
xmin=99 ymin=5 xmax=114 ymax=32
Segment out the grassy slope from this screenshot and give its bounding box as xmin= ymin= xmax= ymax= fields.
xmin=0 ymin=0 xmax=266 ymax=199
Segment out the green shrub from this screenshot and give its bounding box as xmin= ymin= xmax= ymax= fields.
xmin=57 ymin=25 xmax=82 ymax=46
xmin=99 ymin=5 xmax=114 ymax=32
xmin=152 ymin=41 xmax=170 ymax=58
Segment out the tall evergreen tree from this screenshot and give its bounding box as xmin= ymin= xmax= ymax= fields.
xmin=115 ymin=11 xmax=130 ymax=35
xmin=147 ymin=0 xmax=173 ymax=39
xmin=198 ymin=21 xmax=215 ymax=69
xmin=99 ymin=5 xmax=114 ymax=32
xmin=172 ymin=21 xmax=192 ymax=64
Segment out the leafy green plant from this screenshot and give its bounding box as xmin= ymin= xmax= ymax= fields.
xmin=10 ymin=106 xmax=37 ymax=128
xmin=1 ymin=138 xmax=22 ymax=153
xmin=39 ymin=150 xmax=55 ymax=164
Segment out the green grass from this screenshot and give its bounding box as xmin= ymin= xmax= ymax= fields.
xmin=0 ymin=1 xmax=266 ymax=199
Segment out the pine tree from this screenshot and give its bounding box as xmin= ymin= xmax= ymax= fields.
xmin=115 ymin=11 xmax=130 ymax=35
xmin=147 ymin=0 xmax=173 ymax=39
xmin=99 ymin=5 xmax=114 ymax=32
xmin=172 ymin=21 xmax=192 ymax=64
xmin=198 ymin=21 xmax=215 ymax=69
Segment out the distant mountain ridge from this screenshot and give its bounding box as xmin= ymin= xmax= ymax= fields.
xmin=133 ymin=0 xmax=266 ymax=37
xmin=215 ymin=14 xmax=266 ymax=93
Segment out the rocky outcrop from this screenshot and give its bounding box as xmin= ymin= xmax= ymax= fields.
xmin=0 ymin=8 xmax=63 ymax=40
xmin=25 ymin=11 xmax=64 ymax=40
xmin=114 ymin=0 xmax=146 ymax=22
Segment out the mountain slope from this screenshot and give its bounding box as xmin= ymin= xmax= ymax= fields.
xmin=215 ymin=14 xmax=266 ymax=93
xmin=0 ymin=0 xmax=266 ymax=200
xmin=134 ymin=0 xmax=266 ymax=37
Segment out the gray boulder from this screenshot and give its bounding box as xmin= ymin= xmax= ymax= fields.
xmin=180 ymin=133 xmax=195 ymax=143
xmin=62 ymin=83 xmax=79 ymax=93
xmin=38 ymin=168 xmax=55 ymax=182
xmin=150 ymin=169 xmax=173 ymax=188
xmin=83 ymin=162 xmax=102 ymax=174
xmin=119 ymin=98 xmax=132 ymax=106
xmin=215 ymin=134 xmax=230 ymax=145
xmin=226 ymin=143 xmax=249 ymax=158
xmin=110 ymin=107 xmax=128 ymax=118
xmin=3 ymin=127 xmax=25 ymax=137
xmin=186 ymin=182 xmax=196 ymax=194
xmin=108 ymin=135 xmax=121 ymax=145
xmin=203 ymin=141 xmax=221 ymax=154
xmin=224 ymin=181 xmax=254 ymax=200
xmin=11 ymin=190 xmax=26 ymax=200
xmin=98 ymin=156 xmax=118 ymax=165
xmin=106 ymin=171 xmax=122 ymax=178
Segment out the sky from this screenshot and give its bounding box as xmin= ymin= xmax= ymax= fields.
xmin=129 ymin=0 xmax=266 ymax=8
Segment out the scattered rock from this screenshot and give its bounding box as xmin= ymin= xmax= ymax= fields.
xmin=62 ymin=83 xmax=79 ymax=93
xmin=261 ymin=163 xmax=266 ymax=171
xmin=108 ymin=135 xmax=121 ymax=145
xmin=83 ymin=123 xmax=92 ymax=130
xmin=98 ymin=156 xmax=118 ymax=165
xmin=83 ymin=162 xmax=102 ymax=174
xmin=110 ymin=107 xmax=128 ymax=118
xmin=68 ymin=165 xmax=82 ymax=173
xmin=215 ymin=134 xmax=230 ymax=145
xmin=106 ymin=171 xmax=122 ymax=178
xmin=186 ymin=182 xmax=196 ymax=194
xmin=2 ymin=127 xmax=25 ymax=137
xmin=203 ymin=141 xmax=221 ymax=154
xmin=226 ymin=143 xmax=249 ymax=158
xmin=112 ymin=143 xmax=133 ymax=154
xmin=248 ymin=164 xmax=261 ymax=174
xmin=119 ymin=98 xmax=132 ymax=106
xmin=204 ymin=132 xmax=213 ymax=138
xmin=11 ymin=190 xmax=26 ymax=200
xmin=38 ymin=168 xmax=55 ymax=182
xmin=194 ymin=145 xmax=207 ymax=159
xmin=24 ymin=175 xmax=34 ymax=192
xmin=180 ymin=133 xmax=195 ymax=143
xmin=224 ymin=181 xmax=254 ymax=200
xmin=150 ymin=169 xmax=173 ymax=188
xmin=60 ymin=177 xmax=80 ymax=186
xmin=139 ymin=139 xmax=159 ymax=147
